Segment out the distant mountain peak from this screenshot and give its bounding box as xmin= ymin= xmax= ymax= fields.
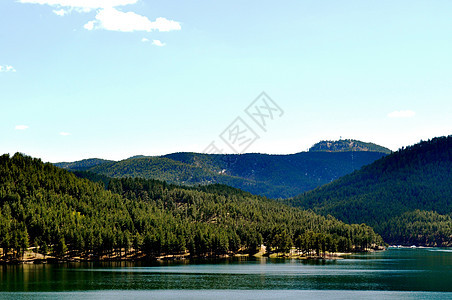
xmin=309 ymin=139 xmax=391 ymax=154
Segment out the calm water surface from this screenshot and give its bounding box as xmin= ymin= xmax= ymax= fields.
xmin=1 ymin=248 xmax=451 ymax=299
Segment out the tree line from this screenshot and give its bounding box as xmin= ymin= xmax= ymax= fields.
xmin=0 ymin=153 xmax=383 ymax=260
xmin=288 ymin=136 xmax=452 ymax=246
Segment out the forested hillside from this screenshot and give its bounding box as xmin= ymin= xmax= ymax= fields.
xmin=0 ymin=153 xmax=383 ymax=261
xmin=55 ymin=158 xmax=113 ymax=171
xmin=288 ymin=136 xmax=452 ymax=246
xmin=55 ymin=142 xmax=388 ymax=198
xmin=381 ymin=210 xmax=452 ymax=246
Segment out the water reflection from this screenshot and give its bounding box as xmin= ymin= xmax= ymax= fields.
xmin=0 ymin=248 xmax=450 ymax=293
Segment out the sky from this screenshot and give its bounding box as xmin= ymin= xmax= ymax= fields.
xmin=1 ymin=0 xmax=451 ymax=162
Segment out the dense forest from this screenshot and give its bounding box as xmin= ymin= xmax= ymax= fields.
xmin=55 ymin=142 xmax=388 ymax=198
xmin=288 ymin=136 xmax=452 ymax=246
xmin=381 ymin=210 xmax=452 ymax=246
xmin=0 ymin=153 xmax=383 ymax=261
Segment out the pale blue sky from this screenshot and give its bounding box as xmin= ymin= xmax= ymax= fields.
xmin=1 ymin=0 xmax=451 ymax=162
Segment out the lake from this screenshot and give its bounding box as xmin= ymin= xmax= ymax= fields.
xmin=1 ymin=247 xmax=451 ymax=299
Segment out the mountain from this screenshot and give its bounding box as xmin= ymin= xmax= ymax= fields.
xmin=287 ymin=136 xmax=452 ymax=246
xmin=309 ymin=139 xmax=392 ymax=154
xmin=54 ymin=140 xmax=389 ymax=198
xmin=0 ymin=153 xmax=383 ymax=260
xmin=55 ymin=158 xmax=113 ymax=171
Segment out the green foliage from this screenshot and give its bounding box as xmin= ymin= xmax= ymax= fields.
xmin=54 ymin=150 xmax=387 ymax=199
xmin=55 ymin=158 xmax=113 ymax=171
xmin=288 ymin=136 xmax=452 ymax=246
xmin=0 ymin=153 xmax=383 ymax=259
xmin=382 ymin=210 xmax=452 ymax=246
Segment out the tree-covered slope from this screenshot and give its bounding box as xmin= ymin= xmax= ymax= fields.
xmin=381 ymin=210 xmax=452 ymax=246
xmin=55 ymin=141 xmax=388 ymax=198
xmin=85 ymin=156 xmax=281 ymax=197
xmin=0 ymin=153 xmax=383 ymax=261
xmin=54 ymin=158 xmax=113 ymax=171
xmin=288 ymin=136 xmax=452 ymax=246
xmin=164 ymin=151 xmax=387 ymax=190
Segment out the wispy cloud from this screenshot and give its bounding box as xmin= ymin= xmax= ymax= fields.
xmin=59 ymin=132 xmax=71 ymax=136
xmin=52 ymin=9 xmax=68 ymax=16
xmin=15 ymin=125 xmax=29 ymax=130
xmin=152 ymin=40 xmax=166 ymax=47
xmin=387 ymin=110 xmax=416 ymax=118
xmin=19 ymin=0 xmax=181 ymax=34
xmin=84 ymin=8 xmax=181 ymax=32
xmin=141 ymin=37 xmax=150 ymax=42
xmin=0 ymin=65 xmax=16 ymax=72
xmin=18 ymin=0 xmax=138 ymax=12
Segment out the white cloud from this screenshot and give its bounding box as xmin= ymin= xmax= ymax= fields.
xmin=84 ymin=8 xmax=181 ymax=32
xmin=150 ymin=17 xmax=181 ymax=32
xmin=0 ymin=65 xmax=16 ymax=72
xmin=141 ymin=37 xmax=150 ymax=42
xmin=19 ymin=0 xmax=181 ymax=34
xmin=87 ymin=8 xmax=152 ymax=32
xmin=53 ymin=9 xmax=68 ymax=16
xmin=18 ymin=0 xmax=138 ymax=11
xmin=84 ymin=21 xmax=95 ymax=30
xmin=152 ymin=40 xmax=166 ymax=47
xmin=15 ymin=125 xmax=29 ymax=130
xmin=387 ymin=110 xmax=416 ymax=118
xmin=59 ymin=132 xmax=71 ymax=136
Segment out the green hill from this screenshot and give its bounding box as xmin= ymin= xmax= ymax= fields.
xmin=55 ymin=140 xmax=388 ymax=198
xmin=0 ymin=153 xmax=383 ymax=261
xmin=287 ymin=136 xmax=452 ymax=246
xmin=55 ymin=158 xmax=113 ymax=171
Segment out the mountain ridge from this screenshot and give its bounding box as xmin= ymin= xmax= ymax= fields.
xmin=287 ymin=135 xmax=452 ymax=246
xmin=54 ymin=139 xmax=389 ymax=198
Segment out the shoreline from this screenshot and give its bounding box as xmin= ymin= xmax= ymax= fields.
xmin=0 ymin=248 xmax=385 ymax=265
